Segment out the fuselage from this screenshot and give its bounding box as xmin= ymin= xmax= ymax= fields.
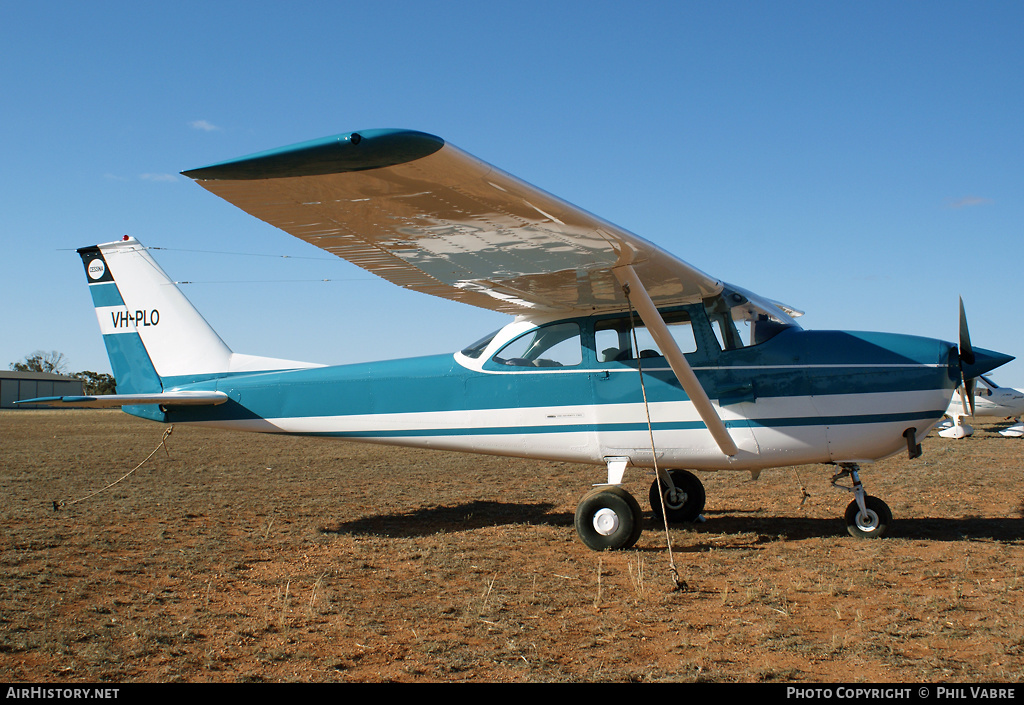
xmin=133 ymin=302 xmax=964 ymax=474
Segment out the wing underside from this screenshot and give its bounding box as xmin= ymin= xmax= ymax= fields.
xmin=182 ymin=129 xmax=726 ymax=316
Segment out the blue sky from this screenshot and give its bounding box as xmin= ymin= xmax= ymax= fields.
xmin=3 ymin=1 xmax=1023 ymax=387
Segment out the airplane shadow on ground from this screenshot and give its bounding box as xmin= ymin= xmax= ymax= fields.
xmin=320 ymin=501 xmax=1024 ymax=544
xmin=695 ymin=510 xmax=1024 ymax=544
xmin=321 ymin=500 xmax=561 ymax=539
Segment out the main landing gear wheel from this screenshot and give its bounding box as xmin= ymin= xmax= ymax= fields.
xmin=574 ymin=486 xmax=644 ymax=551
xmin=649 ymin=469 xmax=706 ymax=523
xmin=844 ymin=495 xmax=892 ymax=539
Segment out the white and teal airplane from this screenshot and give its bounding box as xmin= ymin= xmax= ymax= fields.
xmin=938 ymin=376 xmax=1024 ymax=438
xmin=19 ymin=129 xmax=1014 ymax=550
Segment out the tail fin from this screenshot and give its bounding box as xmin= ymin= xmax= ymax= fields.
xmin=80 ymin=237 xmax=318 ymax=392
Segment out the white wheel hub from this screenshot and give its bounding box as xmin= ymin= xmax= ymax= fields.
xmin=592 ymin=508 xmax=620 ymax=536
xmin=856 ymin=509 xmax=880 ymax=532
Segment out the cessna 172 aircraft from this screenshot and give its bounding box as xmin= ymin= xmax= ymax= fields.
xmin=19 ymin=128 xmax=1014 ymax=550
xmin=938 ymin=376 xmax=1024 ymax=438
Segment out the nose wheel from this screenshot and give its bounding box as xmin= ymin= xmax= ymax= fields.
xmin=844 ymin=495 xmax=892 ymax=538
xmin=832 ymin=463 xmax=892 ymax=538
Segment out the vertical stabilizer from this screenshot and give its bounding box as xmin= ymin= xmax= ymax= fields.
xmin=79 ymin=237 xmax=320 ymax=392
xmin=79 ymin=238 xmax=233 ymax=390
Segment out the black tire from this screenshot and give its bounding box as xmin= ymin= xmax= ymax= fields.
xmin=574 ymin=486 xmax=644 ymax=551
xmin=649 ymin=469 xmax=706 ymax=523
xmin=844 ymin=496 xmax=892 ymax=538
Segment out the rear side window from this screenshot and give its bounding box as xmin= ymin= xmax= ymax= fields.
xmin=491 ymin=322 xmax=582 ymax=368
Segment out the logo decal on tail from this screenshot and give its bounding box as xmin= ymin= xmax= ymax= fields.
xmin=87 ymin=258 xmax=106 ymax=280
xmin=81 ymin=249 xmax=114 ymax=283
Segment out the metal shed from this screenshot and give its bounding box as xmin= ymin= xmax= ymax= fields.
xmin=0 ymin=371 xmax=84 ymax=409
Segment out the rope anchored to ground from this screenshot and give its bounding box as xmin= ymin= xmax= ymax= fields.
xmin=52 ymin=426 xmax=174 ymax=511
xmin=623 ymin=284 xmax=690 ymax=593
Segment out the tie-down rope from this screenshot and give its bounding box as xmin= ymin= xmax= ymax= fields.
xmin=622 ymin=283 xmax=688 ymax=591
xmin=52 ymin=426 xmax=174 ymax=511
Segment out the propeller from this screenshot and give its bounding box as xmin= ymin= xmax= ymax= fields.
xmin=958 ymin=297 xmax=977 ymax=418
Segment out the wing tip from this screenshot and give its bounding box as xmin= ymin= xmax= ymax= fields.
xmin=181 ymin=128 xmax=445 ymax=181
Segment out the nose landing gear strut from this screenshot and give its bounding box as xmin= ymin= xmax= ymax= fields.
xmin=831 ymin=463 xmax=892 ymax=538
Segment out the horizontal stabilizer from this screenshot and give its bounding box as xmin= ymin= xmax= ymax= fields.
xmin=15 ymin=391 xmax=229 ymax=408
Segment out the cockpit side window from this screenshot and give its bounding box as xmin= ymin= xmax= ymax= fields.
xmin=703 ymin=295 xmax=745 ymax=351
xmin=491 ymin=322 xmax=582 ymax=368
xmin=595 ymin=310 xmax=696 ymax=363
xmin=703 ymin=290 xmax=797 ymax=347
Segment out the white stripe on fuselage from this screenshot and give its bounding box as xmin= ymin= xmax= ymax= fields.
xmin=180 ymin=389 xmax=949 ymax=470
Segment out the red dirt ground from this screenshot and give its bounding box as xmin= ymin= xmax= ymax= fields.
xmin=2 ymin=409 xmax=1023 ymax=683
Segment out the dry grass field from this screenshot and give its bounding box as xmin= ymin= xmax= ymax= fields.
xmin=2 ymin=409 xmax=1023 ymax=683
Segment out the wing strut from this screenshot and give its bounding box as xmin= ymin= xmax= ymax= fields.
xmin=613 ymin=265 xmax=739 ymax=457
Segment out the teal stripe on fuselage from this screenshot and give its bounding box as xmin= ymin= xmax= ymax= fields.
xmin=156 ymin=327 xmax=956 ymax=427
xmin=291 ymin=408 xmax=949 ymax=440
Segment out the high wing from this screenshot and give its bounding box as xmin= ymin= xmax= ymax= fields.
xmin=182 ymin=129 xmax=799 ymax=322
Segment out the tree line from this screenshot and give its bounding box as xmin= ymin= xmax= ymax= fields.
xmin=9 ymin=350 xmax=116 ymax=395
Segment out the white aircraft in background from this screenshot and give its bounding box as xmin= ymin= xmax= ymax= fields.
xmin=17 ymin=128 xmax=1015 ymax=549
xmin=938 ymin=376 xmax=1024 ymax=438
